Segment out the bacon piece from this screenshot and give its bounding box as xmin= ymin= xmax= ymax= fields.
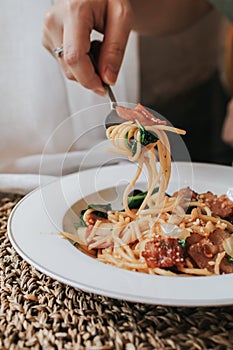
xmin=185 ymin=233 xmax=203 ymax=250
xmin=142 ymin=237 xmax=184 ymax=268
xmin=187 ymin=229 xmax=232 ymax=272
xmin=116 ymin=103 xmax=167 ymax=126
xmin=209 ymin=229 xmax=231 ymax=248
xmin=198 ymin=192 xmax=233 ymax=219
xmin=188 ymin=237 xmax=218 ymax=271
xmin=173 ymin=187 xmax=198 ymax=202
xmin=219 ymin=257 xmax=233 ymax=274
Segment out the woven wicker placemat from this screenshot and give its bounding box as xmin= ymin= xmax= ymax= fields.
xmin=1 ymin=193 xmax=233 ymax=350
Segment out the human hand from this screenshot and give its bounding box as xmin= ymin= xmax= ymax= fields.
xmin=42 ymin=0 xmax=133 ymax=96
xmin=222 ymin=99 xmax=233 ymax=147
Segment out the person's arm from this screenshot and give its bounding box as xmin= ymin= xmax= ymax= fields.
xmin=42 ymin=0 xmax=212 ymax=94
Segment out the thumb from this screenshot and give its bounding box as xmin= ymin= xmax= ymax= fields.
xmin=98 ymin=0 xmax=132 ymax=85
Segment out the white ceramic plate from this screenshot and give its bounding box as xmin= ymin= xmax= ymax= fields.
xmin=8 ymin=162 xmax=233 ymax=307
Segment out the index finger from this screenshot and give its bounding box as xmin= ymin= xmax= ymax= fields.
xmin=98 ymin=0 xmax=133 ymax=85
xmin=62 ymin=2 xmax=106 ymax=95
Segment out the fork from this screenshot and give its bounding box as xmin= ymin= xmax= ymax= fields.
xmin=89 ymin=40 xmax=125 ymax=128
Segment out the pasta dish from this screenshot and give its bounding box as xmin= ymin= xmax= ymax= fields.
xmin=61 ymin=104 xmax=233 ymax=276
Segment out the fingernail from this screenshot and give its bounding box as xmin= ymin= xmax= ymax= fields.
xmin=104 ymin=64 xmax=118 ymax=85
xmin=94 ymin=87 xmax=106 ymax=96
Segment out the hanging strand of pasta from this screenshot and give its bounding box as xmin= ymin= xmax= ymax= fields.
xmin=106 ymin=111 xmax=183 ymax=218
xmin=122 ymin=157 xmax=144 ymax=219
xmin=154 ymin=138 xmax=170 ymax=207
xmin=137 ymin=145 xmax=158 ymax=213
xmin=138 ymin=128 xmax=171 ymax=214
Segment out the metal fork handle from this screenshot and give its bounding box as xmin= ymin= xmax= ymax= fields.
xmin=106 ymin=85 xmax=117 ymax=108
xmin=89 ymin=40 xmax=117 ymax=109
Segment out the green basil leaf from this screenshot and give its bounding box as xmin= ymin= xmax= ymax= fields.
xmin=87 ymin=203 xmax=112 ymax=211
xmin=178 ymin=239 xmax=186 ymax=249
xmin=136 ymin=120 xmax=158 ymax=146
xmin=128 ymin=187 xmax=159 ymax=209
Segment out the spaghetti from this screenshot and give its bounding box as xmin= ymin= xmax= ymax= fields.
xmin=61 ymin=104 xmax=233 ymax=276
